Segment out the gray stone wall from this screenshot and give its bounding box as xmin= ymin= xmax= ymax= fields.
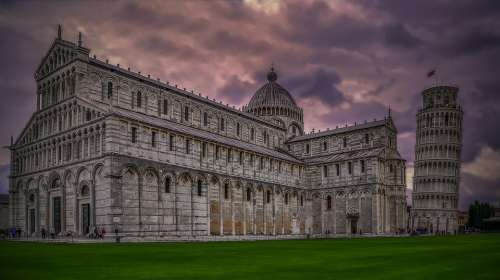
xmin=8 ymin=35 xmax=408 ymax=239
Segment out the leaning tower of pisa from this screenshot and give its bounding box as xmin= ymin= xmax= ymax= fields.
xmin=411 ymin=85 xmax=463 ymax=234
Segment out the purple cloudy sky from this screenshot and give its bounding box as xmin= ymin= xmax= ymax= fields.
xmin=1 ymin=0 xmax=499 ymax=209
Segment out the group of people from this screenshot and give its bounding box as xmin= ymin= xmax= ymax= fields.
xmin=8 ymin=227 xmax=22 ymax=239
xmin=39 ymin=228 xmax=61 ymax=239
xmin=6 ymin=226 xmax=108 ymax=240
xmin=88 ymin=226 xmax=106 ymax=239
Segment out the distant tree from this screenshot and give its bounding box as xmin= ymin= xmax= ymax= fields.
xmin=467 ymin=201 xmax=494 ymax=229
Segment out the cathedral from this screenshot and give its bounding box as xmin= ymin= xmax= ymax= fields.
xmin=8 ymin=27 xmax=407 ymax=240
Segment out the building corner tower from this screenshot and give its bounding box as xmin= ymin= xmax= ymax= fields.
xmin=411 ymin=85 xmax=463 ymax=234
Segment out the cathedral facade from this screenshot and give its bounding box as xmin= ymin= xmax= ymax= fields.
xmin=8 ymin=29 xmax=407 ymax=240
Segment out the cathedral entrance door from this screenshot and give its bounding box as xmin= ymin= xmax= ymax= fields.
xmin=52 ymin=197 xmax=62 ymax=234
xmin=350 ymin=217 xmax=358 ymax=234
xmin=29 ymin=209 xmax=36 ymax=234
xmin=82 ymin=203 xmax=90 ymax=235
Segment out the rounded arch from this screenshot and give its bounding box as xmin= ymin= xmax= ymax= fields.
xmin=245 ymin=183 xmax=254 ymax=202
xmin=75 ymin=166 xmax=91 ymax=184
xmin=194 ymin=173 xmax=208 ymax=185
xmin=120 ymin=163 xmax=140 ymax=177
xmin=26 ymin=178 xmax=38 ymax=191
xmin=49 ymin=172 xmax=62 ymax=190
xmin=177 ymin=171 xmax=193 ymax=185
xmin=92 ymin=163 xmax=104 ymax=181
xmin=161 ymin=171 xmax=176 ymax=186
xmin=209 ymin=174 xmax=220 ymax=186
xmin=80 ymin=184 xmax=90 ymax=196
xmin=287 ymin=121 xmax=304 ymax=136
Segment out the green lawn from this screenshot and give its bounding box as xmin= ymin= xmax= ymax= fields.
xmin=0 ymin=234 xmax=499 ymax=280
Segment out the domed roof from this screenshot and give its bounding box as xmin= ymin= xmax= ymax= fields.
xmin=246 ymin=67 xmax=298 ymax=109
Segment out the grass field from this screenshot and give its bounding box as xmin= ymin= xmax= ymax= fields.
xmin=1 ymin=234 xmax=499 ymax=280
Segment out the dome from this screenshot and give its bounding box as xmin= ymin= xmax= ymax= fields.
xmin=246 ymin=67 xmax=298 ymax=109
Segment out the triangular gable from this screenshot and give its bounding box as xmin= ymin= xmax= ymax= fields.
xmin=34 ymin=36 xmax=90 ymax=80
xmin=14 ymin=96 xmax=110 ymax=147
xmin=35 ymin=38 xmax=78 ymax=78
xmin=14 ymin=112 xmax=40 ymax=147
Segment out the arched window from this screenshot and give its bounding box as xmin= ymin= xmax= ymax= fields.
xmin=300 ymin=195 xmax=304 ymax=206
xmin=236 ymin=123 xmax=240 ymax=136
xmin=246 ymin=188 xmax=251 ymax=201
xmin=29 ymin=194 xmax=35 ymax=203
xmin=81 ymin=185 xmax=89 ymax=196
xmin=197 ymin=180 xmax=202 ymax=196
xmin=107 ymin=82 xmax=113 ymax=99
xmin=136 ymin=91 xmax=142 ymax=107
xmin=327 ymin=195 xmax=332 ymax=210
xmin=86 ymin=110 xmax=91 ymax=121
xmin=250 ymin=127 xmax=255 ymax=140
xmin=203 ymin=112 xmax=208 ymax=126
xmin=70 ymin=75 xmax=76 ymax=94
xmin=164 ymin=177 xmax=171 ymax=193
xmin=184 ymin=106 xmax=189 ymax=121
xmin=224 ymin=183 xmax=229 ymax=200
xmin=266 ymin=190 xmax=271 ymax=204
xmin=185 ymin=139 xmax=191 ymax=154
xmin=51 ymin=178 xmax=61 ymax=189
xmin=163 ymin=99 xmax=168 ymax=115
xmin=285 ymin=193 xmax=289 ymax=205
xmin=220 ymin=118 xmax=225 ymax=131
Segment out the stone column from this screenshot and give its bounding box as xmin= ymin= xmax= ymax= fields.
xmin=74 ymin=183 xmax=79 ymax=235
xmin=46 ymin=188 xmax=50 ymax=232
xmin=91 ymin=181 xmax=96 ymax=228
xmin=219 ymin=183 xmax=223 ymax=236
xmin=36 ymin=189 xmax=40 ymax=235
xmin=231 ymin=185 xmax=235 ymax=236
xmin=242 ymin=189 xmax=246 ymax=235
xmin=263 ymin=189 xmax=267 ymax=234
xmin=191 ymin=180 xmax=194 ymax=236
xmin=62 ymin=182 xmax=66 ymax=233
xmin=272 ymin=185 xmax=276 ymax=235
xmin=8 ymin=190 xmax=14 ymax=229
xmin=320 ymin=193 xmax=325 ymax=235
xmin=24 ymin=192 xmax=28 ymax=237
xmin=358 ymin=194 xmax=362 ymax=234
xmin=333 ymin=192 xmax=337 ymax=235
